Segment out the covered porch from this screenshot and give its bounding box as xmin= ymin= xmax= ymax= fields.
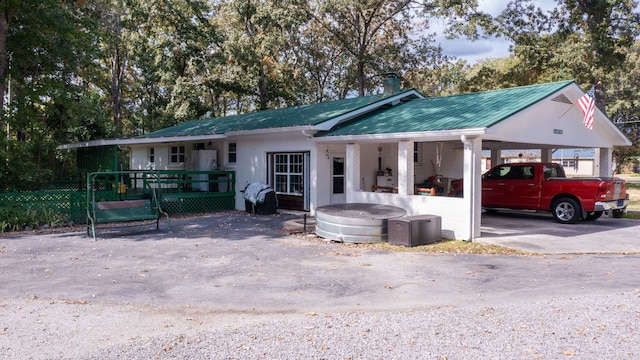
xmin=316 ymin=82 xmax=631 ymax=241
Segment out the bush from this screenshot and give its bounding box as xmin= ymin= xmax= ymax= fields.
xmin=0 ymin=203 xmax=66 ymax=233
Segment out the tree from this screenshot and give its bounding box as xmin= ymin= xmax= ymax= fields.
xmin=308 ymin=0 xmax=419 ymax=97
xmin=89 ymin=0 xmax=131 ymax=135
xmin=608 ymin=40 xmax=640 ymax=173
xmin=0 ymin=0 xmax=102 ymax=189
xmin=492 ymin=0 xmax=640 ymax=170
xmin=304 ymin=0 xmax=494 ymax=97
xmin=496 ymin=0 xmax=640 ymax=89
xmin=109 ymin=0 xmax=227 ymax=133
xmin=0 ymin=0 xmax=19 ymax=114
xmin=212 ymin=0 xmax=310 ymax=111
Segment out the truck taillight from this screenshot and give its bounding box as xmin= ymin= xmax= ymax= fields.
xmin=596 ymin=181 xmax=608 ymax=198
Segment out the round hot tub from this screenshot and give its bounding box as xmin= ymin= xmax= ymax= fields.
xmin=315 ymin=203 xmax=406 ymax=244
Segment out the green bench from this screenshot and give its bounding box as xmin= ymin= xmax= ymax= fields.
xmin=87 ymin=199 xmax=171 ymax=241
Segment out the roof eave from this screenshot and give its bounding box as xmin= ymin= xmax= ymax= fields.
xmin=225 ymin=125 xmax=317 ymax=137
xmin=58 ymin=134 xmax=227 ymax=149
xmin=314 ymin=128 xmax=487 ymax=143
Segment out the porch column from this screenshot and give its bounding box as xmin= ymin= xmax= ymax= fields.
xmin=598 ymin=147 xmax=613 ymax=176
xmin=462 ymin=135 xmax=482 ymax=241
xmin=397 ymin=140 xmax=414 ymax=195
xmin=490 ymin=150 xmax=501 ymax=168
xmin=593 ymin=148 xmax=601 ymax=176
xmin=346 ymin=143 xmax=360 ymax=203
xmin=541 ymin=149 xmax=553 ymax=163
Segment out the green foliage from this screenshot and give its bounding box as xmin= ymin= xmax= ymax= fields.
xmin=494 ymin=0 xmax=640 ymax=85
xmin=0 ymin=203 xmax=65 ymax=233
xmin=0 ymin=0 xmax=638 ymax=186
xmin=446 ymin=0 xmax=640 ymax=171
xmin=595 ymin=18 xmax=640 ymax=172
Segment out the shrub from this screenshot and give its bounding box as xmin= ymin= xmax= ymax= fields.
xmin=0 ymin=203 xmax=66 ymax=233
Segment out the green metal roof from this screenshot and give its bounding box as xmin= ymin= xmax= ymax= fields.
xmin=137 ymin=89 xmax=418 ymax=138
xmin=318 ymin=80 xmax=575 ymax=137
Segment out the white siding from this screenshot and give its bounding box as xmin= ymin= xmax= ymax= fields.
xmin=233 ymin=132 xmax=316 ymax=211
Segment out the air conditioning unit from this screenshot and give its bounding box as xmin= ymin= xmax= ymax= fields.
xmin=388 ymin=215 xmax=442 ymax=247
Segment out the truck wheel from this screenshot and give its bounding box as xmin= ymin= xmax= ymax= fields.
xmin=612 ymin=209 xmax=626 ymax=218
xmin=552 ymin=197 xmax=581 ymax=224
xmin=584 ymin=211 xmax=603 ymax=221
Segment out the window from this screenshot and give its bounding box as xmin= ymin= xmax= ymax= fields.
xmin=484 ymin=165 xmax=510 ymax=180
xmin=521 ymin=166 xmax=534 ymax=179
xmin=486 ymin=165 xmax=535 ymax=180
xmin=148 ymin=147 xmax=155 ymax=164
xmin=413 ymin=142 xmax=422 ymax=164
xmin=562 ymin=160 xmax=577 ymax=168
xmin=544 ymin=164 xmax=564 ymax=179
xmin=506 ymin=166 xmax=534 ymax=179
xmin=332 ymin=157 xmax=344 ymax=194
xmin=273 ymin=153 xmax=303 ymax=195
xmin=170 ymin=146 xmax=185 ymax=163
xmin=228 ymin=142 xmax=237 ymax=163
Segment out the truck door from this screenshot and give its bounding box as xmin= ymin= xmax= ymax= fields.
xmin=482 ymin=165 xmax=510 ymax=207
xmin=482 ymin=164 xmax=539 ymax=208
xmin=505 ymin=165 xmax=539 ymax=209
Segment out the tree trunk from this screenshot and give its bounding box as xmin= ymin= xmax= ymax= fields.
xmin=110 ymin=12 xmax=124 ymax=134
xmin=356 ymin=60 xmax=365 ymax=97
xmin=0 ymin=5 xmax=16 ymax=114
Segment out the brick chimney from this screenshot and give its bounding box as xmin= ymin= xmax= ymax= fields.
xmin=383 ymin=72 xmax=401 ymax=96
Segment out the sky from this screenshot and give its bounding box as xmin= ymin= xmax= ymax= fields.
xmin=436 ymin=0 xmax=557 ymax=64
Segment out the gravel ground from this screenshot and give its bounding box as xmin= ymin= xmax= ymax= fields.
xmin=1 ymin=212 xmax=639 ymax=359
xmin=3 ymin=293 xmax=639 ymax=360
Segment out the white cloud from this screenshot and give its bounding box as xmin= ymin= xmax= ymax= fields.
xmin=438 ymin=37 xmax=511 ymax=64
xmin=436 ymin=0 xmax=558 ymax=64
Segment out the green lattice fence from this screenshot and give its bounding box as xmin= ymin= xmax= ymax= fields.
xmin=0 ymin=189 xmax=87 ymax=224
xmin=160 ymin=193 xmax=236 ymax=214
xmin=86 ymin=170 xmax=236 ymax=214
xmin=0 ymin=170 xmax=237 ymax=230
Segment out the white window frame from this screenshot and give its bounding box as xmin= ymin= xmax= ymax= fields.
xmin=271 ymin=152 xmax=304 ymax=195
xmin=170 ymin=145 xmax=185 ymax=164
xmin=228 ymin=142 xmax=237 ymax=163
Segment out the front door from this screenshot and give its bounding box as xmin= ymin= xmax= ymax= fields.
xmin=331 ymin=156 xmax=346 ymax=204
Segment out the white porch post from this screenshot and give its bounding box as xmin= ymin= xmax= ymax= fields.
xmin=490 ymin=150 xmax=501 ymax=168
xmin=462 ymin=135 xmax=482 ymax=241
xmin=593 ymin=148 xmax=601 ymax=176
xmin=346 ymin=143 xmax=360 ymax=203
xmin=397 ymin=140 xmax=414 ymax=195
xmin=598 ymin=147 xmax=613 ymax=176
xmin=541 ymin=149 xmax=553 ymax=163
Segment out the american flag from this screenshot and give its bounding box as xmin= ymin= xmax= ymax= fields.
xmin=577 ymin=87 xmax=595 ymax=129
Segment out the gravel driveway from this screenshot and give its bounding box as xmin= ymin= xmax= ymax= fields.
xmin=1 ymin=212 xmax=639 ymax=359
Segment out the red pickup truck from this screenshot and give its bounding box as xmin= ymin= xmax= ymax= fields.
xmin=449 ymin=162 xmax=629 ymax=224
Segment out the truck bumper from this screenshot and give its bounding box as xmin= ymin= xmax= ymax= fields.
xmin=594 ymin=198 xmax=629 ymax=212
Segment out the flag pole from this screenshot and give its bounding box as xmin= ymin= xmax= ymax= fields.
xmin=558 ymin=103 xmax=576 ymax=119
xmin=559 ymin=82 xmax=598 ymax=120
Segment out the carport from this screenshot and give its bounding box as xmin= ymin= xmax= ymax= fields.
xmin=479 ymin=211 xmax=640 ymax=254
xmin=318 ymin=80 xmax=632 ymax=241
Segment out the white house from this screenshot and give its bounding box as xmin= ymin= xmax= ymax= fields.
xmin=60 ymin=79 xmax=631 ymax=241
